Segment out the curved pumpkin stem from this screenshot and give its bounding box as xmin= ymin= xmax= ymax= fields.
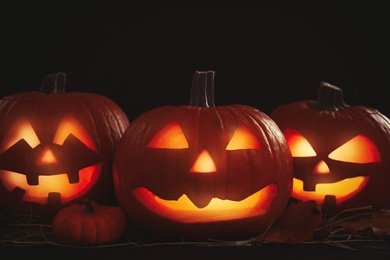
xmin=83 ymin=199 xmax=95 ymax=215
xmin=310 ymin=81 xmax=348 ymax=111
xmin=40 ymin=72 xmax=66 ymax=94
xmin=189 ymin=70 xmax=215 ymax=107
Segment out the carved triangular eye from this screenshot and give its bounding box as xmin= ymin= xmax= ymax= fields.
xmin=283 ymin=127 xmax=316 ymax=157
xmin=226 ymin=123 xmax=262 ymax=150
xmin=53 ymin=114 xmax=97 ymax=151
xmin=329 ymin=134 xmax=381 ymax=163
xmin=0 ymin=117 xmax=40 ymax=153
xmin=147 ymin=121 xmax=189 ymax=149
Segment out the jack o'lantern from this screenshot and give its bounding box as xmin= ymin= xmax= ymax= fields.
xmin=0 ymin=72 xmax=129 ymax=218
xmin=113 ymin=71 xmax=293 ymax=240
xmin=270 ymin=82 xmax=390 ymax=215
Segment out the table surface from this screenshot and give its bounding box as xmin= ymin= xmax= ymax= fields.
xmin=2 ymin=204 xmax=390 ymax=259
xmin=2 ymin=241 xmax=390 ymax=259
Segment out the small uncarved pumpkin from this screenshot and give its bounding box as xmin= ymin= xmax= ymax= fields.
xmin=52 ymin=199 xmax=127 ymax=246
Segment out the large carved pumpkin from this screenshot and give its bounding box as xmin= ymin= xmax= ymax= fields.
xmin=113 ymin=71 xmax=293 ymax=240
xmin=270 ymin=82 xmax=390 ymax=215
xmin=0 ymin=72 xmax=130 ymax=218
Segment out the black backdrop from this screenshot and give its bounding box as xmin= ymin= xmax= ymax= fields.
xmin=1 ymin=2 xmax=389 ymax=121
xmin=1 ymin=2 xmax=390 ymax=258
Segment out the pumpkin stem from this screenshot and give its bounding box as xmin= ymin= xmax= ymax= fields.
xmin=83 ymin=199 xmax=95 ymax=215
xmin=310 ymin=81 xmax=348 ymax=111
xmin=189 ymin=70 xmax=215 ymax=107
xmin=40 ymin=72 xmax=67 ymax=94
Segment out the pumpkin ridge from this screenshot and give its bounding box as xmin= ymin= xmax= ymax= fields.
xmin=233 ymin=104 xmax=292 ymax=195
xmin=270 ymin=81 xmax=390 ymax=215
xmin=113 ymin=71 xmax=293 ymax=240
xmin=0 ymin=72 xmax=129 ymax=217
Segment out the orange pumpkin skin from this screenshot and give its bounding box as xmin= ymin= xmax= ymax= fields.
xmin=0 ymin=72 xmax=130 ymax=218
xmin=52 ymin=200 xmax=127 ymax=246
xmin=270 ymin=82 xmax=390 ymax=215
xmin=113 ymin=71 xmax=293 ymax=240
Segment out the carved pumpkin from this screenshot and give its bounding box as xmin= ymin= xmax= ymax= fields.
xmin=113 ymin=71 xmax=293 ymax=240
xmin=270 ymin=82 xmax=390 ymax=215
xmin=0 ymin=72 xmax=130 ymax=218
xmin=52 ymin=199 xmax=127 ymax=246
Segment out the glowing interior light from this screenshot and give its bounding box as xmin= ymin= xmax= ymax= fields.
xmin=313 ymin=160 xmax=330 ymax=174
xmin=147 ymin=121 xmax=189 ymax=149
xmin=132 ymin=184 xmax=278 ymax=222
xmin=0 ymin=164 xmax=101 ymax=204
xmin=53 ymin=114 xmax=96 ymax=151
xmin=291 ymin=176 xmax=369 ymax=204
xmin=0 ymin=117 xmax=40 ymax=153
xmin=190 ymin=149 xmax=217 ymax=173
xmin=226 ymin=123 xmax=262 ymax=150
xmin=36 ymin=146 xmax=58 ymax=164
xmin=283 ymin=127 xmax=316 ymax=157
xmin=329 ymin=134 xmax=381 ymax=163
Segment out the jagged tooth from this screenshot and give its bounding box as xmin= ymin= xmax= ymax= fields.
xmin=67 ymin=170 xmax=80 ymax=184
xmin=323 ymin=195 xmax=337 ymax=209
xmin=11 ymin=187 xmax=26 ymax=199
xmin=47 ymin=192 xmax=62 ymax=205
xmin=186 ymin=194 xmax=213 ymax=209
xmin=303 ymin=180 xmax=316 ymax=191
xmin=26 ymin=173 xmax=39 ymax=185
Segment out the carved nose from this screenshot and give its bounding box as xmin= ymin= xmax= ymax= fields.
xmin=313 ymin=160 xmax=330 ymax=174
xmin=36 ymin=146 xmax=58 ymax=164
xmin=190 ymin=149 xmax=217 ymax=173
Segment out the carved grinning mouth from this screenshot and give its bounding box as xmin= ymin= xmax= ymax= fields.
xmin=132 ymin=183 xmax=279 ymax=223
xmin=291 ymin=176 xmax=369 ymax=205
xmin=0 ymin=163 xmax=102 ymax=204
xmin=0 ymin=134 xmax=103 ymax=204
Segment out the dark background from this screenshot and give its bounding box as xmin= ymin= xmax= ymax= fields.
xmin=1 ymin=2 xmax=390 ymax=258
xmin=1 ymin=1 xmax=389 ymax=122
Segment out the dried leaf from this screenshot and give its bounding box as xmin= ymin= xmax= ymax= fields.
xmin=257 ymin=199 xmax=323 ymax=244
xmin=338 ymin=209 xmax=390 ymax=239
